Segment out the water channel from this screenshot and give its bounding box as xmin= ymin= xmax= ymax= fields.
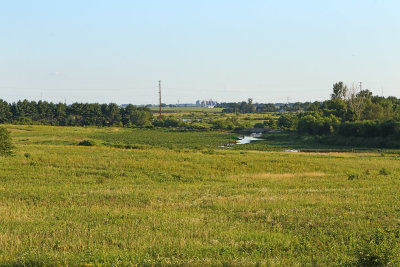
xmin=235 ymin=133 xmax=263 ymax=144
xmin=220 ymin=133 xmax=263 ymax=148
xmin=221 ymin=132 xmax=301 ymax=152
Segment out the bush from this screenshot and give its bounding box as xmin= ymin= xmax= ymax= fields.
xmin=253 ymin=122 xmax=264 ymax=128
xmin=379 ymin=168 xmax=391 ymax=176
xmin=347 ymin=173 xmax=359 ymax=180
xmin=277 ymin=114 xmax=298 ymax=130
xmin=0 ymin=127 xmax=14 ymax=156
xmin=210 ymin=120 xmax=229 ymax=130
xmin=337 ymin=120 xmax=400 ymax=139
xmin=185 ymin=123 xmax=211 ymax=131
xmin=163 ymin=118 xmax=180 ymax=127
xmin=78 ymin=140 xmax=98 ymax=146
xmin=297 ymin=113 xmax=340 ymax=135
xmin=263 ymin=118 xmax=277 ymax=129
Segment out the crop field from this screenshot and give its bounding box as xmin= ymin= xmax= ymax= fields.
xmin=149 ymin=107 xmax=224 ymax=113
xmin=1 ymin=125 xmax=400 ymax=266
xmin=169 ymin=111 xmax=279 ymax=123
xmin=89 ymin=129 xmax=237 ymax=149
xmin=7 ymin=125 xmax=240 ymax=149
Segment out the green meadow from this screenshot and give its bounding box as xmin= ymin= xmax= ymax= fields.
xmin=1 ymin=125 xmax=400 ymax=266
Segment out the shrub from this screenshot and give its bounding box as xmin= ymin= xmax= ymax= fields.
xmin=277 ymin=114 xmax=298 ymax=130
xmin=253 ymin=122 xmax=264 ymax=128
xmin=263 ymin=118 xmax=277 ymax=129
xmin=337 ymin=120 xmax=400 ymax=139
xmin=347 ymin=173 xmax=359 ymax=180
xmin=78 ymin=140 xmax=98 ymax=146
xmin=183 ymin=122 xmax=211 ymax=131
xmin=210 ymin=120 xmax=229 ymax=130
xmin=379 ymin=168 xmax=391 ymax=176
xmin=163 ymin=118 xmax=180 ymax=128
xmin=298 ymin=114 xmax=340 ymax=135
xmin=0 ymin=127 xmax=14 ymax=156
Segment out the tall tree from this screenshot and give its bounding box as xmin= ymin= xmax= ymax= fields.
xmin=331 ymin=81 xmax=348 ymax=100
xmin=0 ymin=127 xmax=13 ymax=156
xmin=347 ymin=85 xmax=365 ymax=120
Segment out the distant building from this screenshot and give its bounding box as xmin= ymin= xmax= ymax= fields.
xmin=196 ymin=99 xmax=218 ymax=108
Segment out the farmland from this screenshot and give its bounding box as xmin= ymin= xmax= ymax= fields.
xmin=1 ymin=125 xmax=400 ymax=266
xmin=8 ymin=125 xmax=237 ymax=149
xmin=149 ymin=107 xmax=224 ymax=113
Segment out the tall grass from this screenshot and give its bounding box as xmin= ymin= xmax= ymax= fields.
xmin=0 ymin=125 xmax=399 ymax=265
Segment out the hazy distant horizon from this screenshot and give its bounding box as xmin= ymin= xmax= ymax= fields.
xmin=1 ymin=1 xmax=399 ymax=105
xmin=0 ymin=81 xmax=394 ymax=106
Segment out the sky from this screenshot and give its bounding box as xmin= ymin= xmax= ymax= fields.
xmin=1 ymin=0 xmax=399 ymax=105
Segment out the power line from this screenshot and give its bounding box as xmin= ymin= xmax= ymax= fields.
xmin=158 ymin=80 xmax=162 ymax=119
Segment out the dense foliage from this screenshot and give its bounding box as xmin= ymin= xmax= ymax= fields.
xmin=221 ymin=98 xmax=257 ymax=113
xmin=0 ymin=100 xmax=152 ymax=127
xmin=219 ymin=99 xmax=311 ymax=113
xmin=0 ymin=100 xmax=253 ymax=131
xmin=284 ymin=82 xmax=400 ymax=147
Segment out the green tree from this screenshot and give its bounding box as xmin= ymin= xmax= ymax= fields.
xmin=131 ymin=108 xmax=152 ymax=127
xmin=323 ymin=98 xmax=348 ymax=120
xmin=0 ymin=99 xmax=11 ymax=123
xmin=331 ymin=81 xmax=348 ymax=100
xmin=0 ymin=127 xmax=14 ymax=156
xmin=257 ymin=103 xmax=276 ymax=112
xmin=307 ymin=101 xmax=322 ymax=113
xmin=277 ymin=114 xmax=298 ymax=129
xmin=361 ymin=100 xmax=385 ymax=120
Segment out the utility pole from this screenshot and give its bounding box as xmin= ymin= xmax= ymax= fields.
xmin=158 ymin=80 xmax=162 ymax=120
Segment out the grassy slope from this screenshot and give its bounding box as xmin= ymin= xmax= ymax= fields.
xmin=1 ymin=125 xmax=400 ymax=265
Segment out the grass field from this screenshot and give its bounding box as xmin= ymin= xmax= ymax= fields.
xmin=1 ymin=125 xmax=400 ymax=266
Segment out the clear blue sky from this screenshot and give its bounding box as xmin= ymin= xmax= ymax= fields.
xmin=1 ymin=0 xmax=399 ymax=104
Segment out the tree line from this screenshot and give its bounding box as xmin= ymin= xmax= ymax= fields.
xmin=0 ymin=99 xmax=255 ymax=130
xmin=0 ymin=100 xmax=153 ymax=127
xmin=219 ymin=98 xmax=311 ymax=113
